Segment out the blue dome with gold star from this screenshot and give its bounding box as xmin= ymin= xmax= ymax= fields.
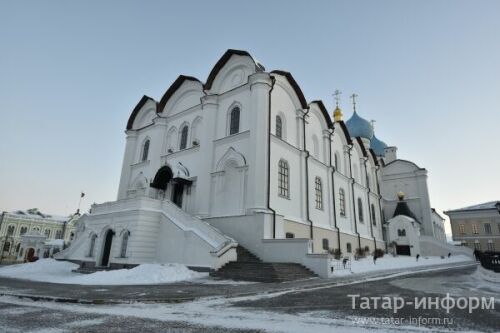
xmin=345 ymin=111 xmax=374 ymax=140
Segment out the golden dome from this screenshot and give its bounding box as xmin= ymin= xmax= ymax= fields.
xmin=333 ymin=106 xmax=343 ymax=122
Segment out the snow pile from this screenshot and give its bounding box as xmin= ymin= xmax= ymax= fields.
xmin=0 ymin=259 xmax=207 ymax=285
xmin=331 ymin=254 xmax=472 ymax=276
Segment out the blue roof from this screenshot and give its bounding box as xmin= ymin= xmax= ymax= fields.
xmin=370 ymin=134 xmax=388 ymax=156
xmin=345 ymin=111 xmax=374 ymax=140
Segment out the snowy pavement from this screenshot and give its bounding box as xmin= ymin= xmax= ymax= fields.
xmin=0 ymin=265 xmax=497 ymax=333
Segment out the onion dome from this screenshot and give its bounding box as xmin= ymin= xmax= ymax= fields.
xmin=345 ymin=111 xmax=374 ymax=140
xmin=370 ymin=134 xmax=388 ymax=157
xmin=333 ymin=106 xmax=343 ymax=122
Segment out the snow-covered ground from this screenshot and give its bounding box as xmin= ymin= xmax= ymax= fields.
xmin=0 ymin=259 xmax=208 ymax=285
xmin=332 ymin=254 xmax=472 ymax=276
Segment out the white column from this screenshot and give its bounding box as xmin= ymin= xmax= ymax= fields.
xmin=117 ymin=131 xmax=138 ymax=200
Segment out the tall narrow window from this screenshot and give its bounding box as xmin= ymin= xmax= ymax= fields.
xmin=276 ymin=115 xmax=282 ymax=139
xmin=339 ymin=188 xmax=346 ymax=216
xmin=278 ymin=160 xmax=289 ymax=198
xmin=334 ymin=153 xmax=339 ymax=172
xmin=358 ymin=198 xmax=364 ymax=223
xmin=120 ymin=230 xmax=130 ymax=257
xmin=472 ymin=224 xmax=478 ymax=234
xmin=141 ymin=139 xmax=150 ymax=161
xmin=346 ymin=242 xmax=352 ymax=253
xmin=371 ymin=204 xmax=377 ymax=226
xmin=55 ymin=230 xmax=62 ymax=239
xmin=45 ymin=229 xmax=50 ymax=238
xmin=484 ymin=223 xmax=492 ymax=234
xmin=180 ymin=126 xmax=189 ymax=150
xmin=229 ymin=107 xmax=240 ymax=135
xmin=20 ymin=226 xmax=27 ymax=235
xmin=315 ymin=177 xmax=323 ymax=210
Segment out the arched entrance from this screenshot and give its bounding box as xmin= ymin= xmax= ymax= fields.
xmin=150 ymin=166 xmax=173 ymax=192
xmin=26 ymin=248 xmax=35 ymax=262
xmin=101 ymin=230 xmax=114 ymax=267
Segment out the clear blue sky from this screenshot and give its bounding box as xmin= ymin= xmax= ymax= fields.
xmin=1 ymin=1 xmax=499 ymax=235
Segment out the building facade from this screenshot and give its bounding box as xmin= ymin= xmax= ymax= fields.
xmin=58 ymin=49 xmax=462 ymax=275
xmin=446 ymin=201 xmax=500 ymax=252
xmin=0 ymin=209 xmax=78 ymax=263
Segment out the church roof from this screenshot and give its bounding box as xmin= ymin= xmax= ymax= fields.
xmin=370 ymin=134 xmax=388 ymax=157
xmin=345 ymin=111 xmax=374 ymax=140
xmin=393 ymin=201 xmax=420 ymax=223
xmin=445 ymin=201 xmax=500 ymax=213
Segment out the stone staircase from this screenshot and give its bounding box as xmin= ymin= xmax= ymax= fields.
xmin=210 ymin=246 xmax=317 ymax=283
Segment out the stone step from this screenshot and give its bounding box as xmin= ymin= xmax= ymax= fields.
xmin=211 ymin=245 xmax=317 ymax=283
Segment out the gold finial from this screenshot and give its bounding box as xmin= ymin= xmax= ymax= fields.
xmin=333 ymin=89 xmax=343 ymax=121
xmin=350 ymin=93 xmax=358 ymax=113
xmin=397 ymin=191 xmax=405 ymax=201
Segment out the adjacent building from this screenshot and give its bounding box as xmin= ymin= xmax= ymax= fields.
xmin=0 ymin=208 xmax=78 ymax=262
xmin=445 ymin=201 xmax=500 ymax=252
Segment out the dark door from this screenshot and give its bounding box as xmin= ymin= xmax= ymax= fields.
xmin=26 ymin=248 xmax=35 ymax=262
xmin=396 ymin=245 xmax=411 ymax=256
xmin=101 ymin=230 xmax=114 ymax=266
xmin=173 ymin=184 xmax=183 ymax=208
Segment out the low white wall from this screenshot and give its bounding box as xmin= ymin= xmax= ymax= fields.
xmin=419 ymin=236 xmax=473 ymax=258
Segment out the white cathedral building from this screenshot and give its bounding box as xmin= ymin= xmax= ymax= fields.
xmin=58 ymin=49 xmax=466 ymax=277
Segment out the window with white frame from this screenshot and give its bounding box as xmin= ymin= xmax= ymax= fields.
xmin=276 ymin=115 xmax=283 ymax=139
xmin=179 ymin=126 xmax=189 ymax=150
xmin=358 ymin=198 xmax=364 ymax=223
xmin=7 ymin=225 xmax=15 ymax=236
xmin=278 ymin=160 xmax=289 ymax=198
xmin=141 ymin=139 xmax=150 ymax=161
xmin=472 ymin=224 xmax=479 ymax=234
xmin=339 ymin=188 xmax=346 ymax=216
xmin=315 ymin=177 xmax=323 ymax=210
xmin=484 ymin=223 xmax=492 ymax=234
xmin=229 ymin=106 xmax=240 ymax=135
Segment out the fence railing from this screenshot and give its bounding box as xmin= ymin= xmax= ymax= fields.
xmin=478 ymin=252 xmax=500 ymax=273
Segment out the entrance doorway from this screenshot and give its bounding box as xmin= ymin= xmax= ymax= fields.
xmin=101 ymin=230 xmax=114 ymax=266
xmin=396 ymin=245 xmax=411 ymax=256
xmin=26 ymin=248 xmax=35 ymax=262
xmin=172 ymin=183 xmax=184 ymax=208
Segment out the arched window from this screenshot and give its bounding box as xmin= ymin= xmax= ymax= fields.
xmin=15 ymin=243 xmax=20 ymax=253
xmin=55 ymin=230 xmax=62 ymax=239
xmin=141 ymin=139 xmax=150 ymax=162
xmin=3 ymin=242 xmax=11 ymax=252
xmin=278 ymin=160 xmax=289 ymax=198
xmin=44 ymin=229 xmax=50 ymax=238
xmin=229 ymin=107 xmax=240 ymax=135
xmin=32 ymin=227 xmax=40 ymax=233
xmin=339 ymin=188 xmax=346 ymax=216
xmin=334 ymin=152 xmax=340 ymax=172
xmin=88 ymin=234 xmax=97 ymax=257
xmin=179 ymin=126 xmax=189 ymax=150
xmin=7 ymin=225 xmax=15 ymax=236
xmin=70 ymin=232 xmax=75 ymax=241
xmin=120 ymin=230 xmax=130 ymax=258
xmin=398 ymin=229 xmax=406 ymax=237
xmin=20 ymin=226 xmax=27 ymax=235
xmin=315 ymin=177 xmax=323 ymax=210
xmin=276 ymin=115 xmax=283 ymax=139
xmin=371 ymin=204 xmax=377 ymax=226
xmin=358 ymin=198 xmax=364 ymax=223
